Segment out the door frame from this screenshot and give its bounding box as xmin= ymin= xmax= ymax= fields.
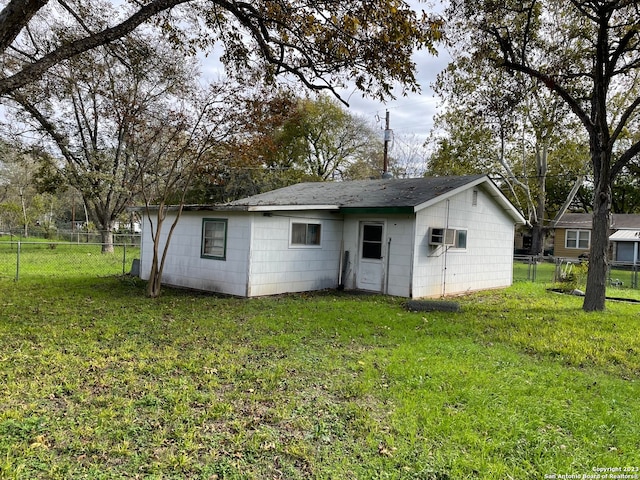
xmin=356 ymin=220 xmax=386 ymax=292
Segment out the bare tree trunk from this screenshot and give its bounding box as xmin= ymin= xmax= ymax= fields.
xmin=146 ymin=216 xmax=165 ymax=298
xmin=100 ymin=229 xmax=114 ymax=253
xmin=583 ymin=149 xmax=611 ymax=312
xmin=147 ymin=252 xmax=162 ymax=298
xmin=530 ymin=224 xmax=545 ymax=256
xmin=550 ymin=176 xmax=585 ymax=227
xmin=530 ymin=150 xmax=547 ymax=256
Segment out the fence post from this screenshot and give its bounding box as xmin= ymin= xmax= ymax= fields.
xmin=15 ymin=241 xmax=20 ymax=282
xmin=122 ymin=242 xmax=127 ymax=276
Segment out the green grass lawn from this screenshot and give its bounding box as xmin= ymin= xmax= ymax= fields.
xmin=0 ymin=239 xmax=139 ymax=279
xmin=0 ymin=277 xmax=639 ymax=479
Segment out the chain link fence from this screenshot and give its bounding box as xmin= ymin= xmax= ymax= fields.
xmin=514 ymin=255 xmax=640 ymax=289
xmin=3 ymin=242 xmax=639 ymax=292
xmin=0 ymin=237 xmax=140 ymax=280
xmin=1 ymin=228 xmax=140 ymax=245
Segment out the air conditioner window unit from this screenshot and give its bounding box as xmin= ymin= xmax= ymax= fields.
xmin=429 ymin=227 xmax=455 ymax=246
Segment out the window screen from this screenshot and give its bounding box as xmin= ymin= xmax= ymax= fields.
xmin=202 ymin=219 xmax=227 ymax=259
xmin=291 ymin=222 xmax=321 ymax=246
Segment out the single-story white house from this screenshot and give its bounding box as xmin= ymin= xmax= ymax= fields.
xmin=138 ymin=175 xmax=525 ymax=298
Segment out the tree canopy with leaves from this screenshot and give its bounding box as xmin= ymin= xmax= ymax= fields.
xmin=446 ymin=0 xmax=640 ymax=312
xmin=189 ymin=90 xmax=385 ymax=203
xmin=6 ymin=29 xmax=200 ymax=251
xmin=428 ymin=55 xmax=590 ymax=257
xmin=271 ymin=95 xmax=383 ymax=181
xmin=0 ymin=0 xmax=442 ymax=102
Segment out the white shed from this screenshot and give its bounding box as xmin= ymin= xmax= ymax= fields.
xmin=138 ymin=175 xmax=525 ymax=298
xmin=610 ymin=229 xmax=640 ymax=264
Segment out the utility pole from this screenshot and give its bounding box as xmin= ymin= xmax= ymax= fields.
xmin=383 ymin=110 xmax=391 ymax=177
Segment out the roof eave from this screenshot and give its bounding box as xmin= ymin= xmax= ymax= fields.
xmin=339 ymin=206 xmax=414 ymax=215
xmin=128 ymin=204 xmax=251 ymax=213
xmin=244 ymin=204 xmax=339 ymax=212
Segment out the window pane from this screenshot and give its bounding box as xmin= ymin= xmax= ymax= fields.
xmin=578 ymin=231 xmax=590 ymax=249
xmin=291 ymin=223 xmax=307 ymax=244
xmin=566 ymin=230 xmax=577 ymax=248
xmin=362 ymin=241 xmax=382 ymax=259
xmin=307 ymin=224 xmax=321 ymax=245
xmin=362 ymin=224 xmax=383 ymax=259
xmin=363 ymin=225 xmax=383 ymax=242
xmin=291 ymin=222 xmax=321 ymax=245
xmin=456 ymin=230 xmax=467 ymax=249
xmin=203 ymin=220 xmax=226 ymax=258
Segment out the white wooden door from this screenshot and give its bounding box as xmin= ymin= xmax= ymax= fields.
xmin=357 ymin=222 xmax=385 ymax=291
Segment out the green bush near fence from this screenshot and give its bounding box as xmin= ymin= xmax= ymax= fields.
xmin=0 ymin=239 xmax=139 ymax=279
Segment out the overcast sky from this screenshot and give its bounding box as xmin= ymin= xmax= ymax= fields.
xmin=336 ymin=0 xmax=450 ymax=141
xmin=199 ymin=47 xmax=451 ymax=139
xmin=338 ymin=46 xmax=451 ymax=140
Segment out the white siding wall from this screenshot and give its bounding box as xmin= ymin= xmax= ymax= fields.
xmin=386 ymin=216 xmax=416 ymax=297
xmin=139 ymin=211 xmax=251 ymax=296
xmin=247 ymin=212 xmax=344 ymax=296
xmin=412 ymin=186 xmax=516 ymax=298
xmin=342 ymin=215 xmax=415 ymax=297
xmin=341 ymin=218 xmax=359 ymax=290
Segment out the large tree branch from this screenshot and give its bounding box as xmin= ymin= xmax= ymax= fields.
xmin=607 ymin=21 xmax=640 ymax=78
xmin=501 ymin=59 xmax=594 ymax=133
xmin=0 ymin=0 xmax=190 ymax=96
xmin=611 ymin=95 xmax=640 ymax=146
xmin=0 ymin=0 xmax=48 ymax=53
xmin=612 ymin=140 xmax=640 ymax=179
xmin=10 ymin=93 xmax=77 ymax=164
xmin=215 ymin=0 xmax=340 ymax=101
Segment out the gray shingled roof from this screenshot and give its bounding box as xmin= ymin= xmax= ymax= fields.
xmin=225 ymin=175 xmax=486 ymax=209
xmin=136 ymin=174 xmax=525 ymax=223
xmin=553 ymin=213 xmax=592 ymax=229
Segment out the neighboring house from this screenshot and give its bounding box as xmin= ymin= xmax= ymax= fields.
xmin=552 ymin=212 xmax=640 ymax=263
xmin=138 ymin=175 xmax=525 ymax=298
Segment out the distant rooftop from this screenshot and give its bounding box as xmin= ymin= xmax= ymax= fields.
xmin=554 ymin=212 xmax=640 ymax=229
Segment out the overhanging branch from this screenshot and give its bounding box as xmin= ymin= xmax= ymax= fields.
xmin=0 ymin=0 xmax=189 ymax=96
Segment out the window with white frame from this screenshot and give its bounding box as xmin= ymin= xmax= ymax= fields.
xmin=201 ymin=218 xmax=227 ymax=259
xmin=291 ymin=222 xmax=321 ymax=246
xmin=565 ymin=229 xmax=590 ymax=249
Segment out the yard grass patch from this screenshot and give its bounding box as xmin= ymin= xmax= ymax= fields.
xmin=0 ymin=277 xmax=639 ymax=479
xmin=0 ymin=240 xmax=139 ymax=279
